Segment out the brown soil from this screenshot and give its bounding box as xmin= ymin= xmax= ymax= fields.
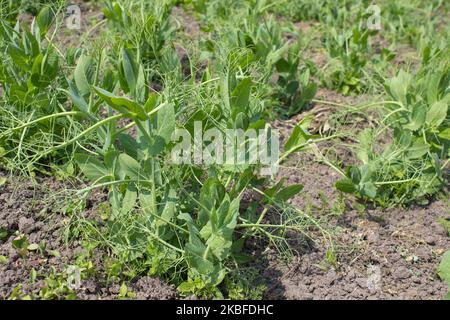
xmin=251 ymin=196 xmax=449 ymax=300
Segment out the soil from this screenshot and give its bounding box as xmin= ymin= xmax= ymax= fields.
xmin=252 ymin=198 xmax=450 ymax=299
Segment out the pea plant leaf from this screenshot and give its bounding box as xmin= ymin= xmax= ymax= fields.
xmin=156 ymin=103 xmax=175 ymax=144
xmin=426 ymin=101 xmax=448 ymax=128
xmin=274 ymin=184 xmax=304 ymax=202
xmin=93 ymin=86 xmax=148 ymax=120
xmin=35 ymin=6 xmax=54 ymax=36
xmin=118 ymin=153 xmax=147 ymax=181
xmin=230 ymin=77 xmax=252 ymax=117
xmin=74 ymin=54 xmax=94 ymax=96
xmin=75 ymin=153 xmax=110 ymax=183
xmin=335 ymin=178 xmax=357 ymax=193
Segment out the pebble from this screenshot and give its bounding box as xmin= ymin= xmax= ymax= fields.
xmin=393 ymin=266 xmax=411 ymax=280
xmin=18 ymin=217 xmax=34 ymax=234
xmin=425 ymin=236 xmax=436 ymax=245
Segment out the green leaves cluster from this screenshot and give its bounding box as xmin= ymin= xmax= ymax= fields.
xmin=336 ymin=50 xmax=449 ymax=205
xmin=68 ymin=37 xmax=306 ymax=297
xmin=103 ymin=0 xmax=176 ymax=64
xmin=0 ymin=6 xmax=58 ymax=107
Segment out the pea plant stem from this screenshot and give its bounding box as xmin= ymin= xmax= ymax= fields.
xmin=36 ymin=113 xmax=126 ymax=161
xmin=0 ymin=111 xmax=84 ymax=139
xmin=277 ymin=134 xmax=341 ymax=165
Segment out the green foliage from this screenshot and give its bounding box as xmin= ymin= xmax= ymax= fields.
xmin=0 ymin=6 xmax=83 ymax=172
xmin=321 ymin=26 xmax=382 ymax=95
xmin=336 ymin=48 xmax=449 ymax=205
xmin=66 ymin=36 xmax=309 ymax=297
xmin=274 ymin=42 xmax=317 ymax=116
xmin=103 ymin=0 xmax=177 ymax=65
xmin=2 ymin=0 xmax=446 ymax=300
xmin=0 ymin=6 xmax=58 ymax=107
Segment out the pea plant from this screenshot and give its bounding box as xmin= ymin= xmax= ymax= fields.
xmin=321 ymin=26 xmax=379 ymax=95
xmin=102 ymin=0 xmax=177 ymax=66
xmin=274 ymin=41 xmax=317 ymax=117
xmin=336 ymin=47 xmax=449 ymax=205
xmin=198 ymin=8 xmax=317 ymax=118
xmin=66 ymin=44 xmax=309 ymax=297
xmin=0 ymin=6 xmax=59 ymax=108
xmin=0 ymin=6 xmax=77 ymax=171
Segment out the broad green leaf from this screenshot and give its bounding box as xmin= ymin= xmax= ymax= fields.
xmin=75 ymin=154 xmax=109 ymax=183
xmin=386 ymin=70 xmax=412 ymax=106
xmin=405 ymin=103 xmax=426 ymax=131
xmin=198 ymin=178 xmax=226 ymax=226
xmin=438 ymin=128 xmax=450 ymax=141
xmin=139 ymin=189 xmax=155 ymax=218
xmin=121 ymin=48 xmax=139 ymax=95
xmin=156 ymin=188 xmax=177 ymax=229
xmin=135 ymin=64 xmax=146 ymax=102
xmin=285 ymin=125 xmax=317 ymax=151
xmin=231 ymin=77 xmax=252 ymax=115
xmin=118 ymin=153 xmax=145 ymax=180
xmin=157 ymin=103 xmax=175 ymax=144
xmin=426 ymin=101 xmax=448 ymax=128
xmin=206 ymin=231 xmax=233 ymax=261
xmin=406 ymin=140 xmax=430 ymax=159
xmin=264 ymin=178 xmax=285 ymax=199
xmin=426 ymin=73 xmax=442 ymax=104
xmin=275 ymin=58 xmax=290 ymax=73
xmin=93 ymin=87 xmax=147 ymax=120
xmin=302 ymin=82 xmax=317 ymax=101
xmin=357 ymin=129 xmax=373 ymax=164
xmin=234 ymin=112 xmax=249 ymax=130
xmin=286 ymin=80 xmax=299 ymax=96
xmin=335 ymin=178 xmax=357 ymax=193
xmin=74 ymin=54 xmax=94 ymax=96
xmin=67 ymin=82 xmax=89 ymax=113
xmin=275 ymin=184 xmax=304 ymax=202
xmin=36 ymin=6 xmax=54 ymax=35
xmin=7 ymin=45 xmax=29 ymax=72
xmin=360 ymin=182 xmax=377 ymax=199
xmin=144 ymin=93 xmax=158 ymax=113
xmin=120 ymin=183 xmax=137 ymax=215
xmin=177 ymin=281 xmax=196 ymax=293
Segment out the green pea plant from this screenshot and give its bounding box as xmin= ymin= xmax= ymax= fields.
xmin=102 ymin=0 xmax=177 ymax=66
xmin=197 ymin=5 xmax=318 ymax=118
xmin=335 ymin=45 xmax=449 ymax=206
xmin=0 ymin=5 xmax=78 ymax=172
xmin=65 ymin=39 xmax=322 ymax=298
xmin=274 ymin=41 xmax=317 ymax=117
xmin=321 ymin=25 xmax=380 ymax=95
